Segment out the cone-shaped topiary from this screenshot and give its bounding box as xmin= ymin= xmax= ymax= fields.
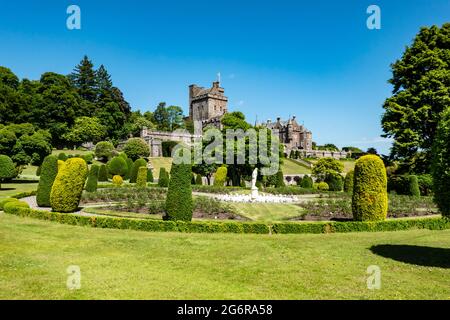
xmin=136 ymin=167 xmax=148 ymax=188
xmin=352 ymin=155 xmax=388 ymax=221
xmin=195 ymin=174 xmax=202 ymax=185
xmin=275 ymin=169 xmax=285 ymax=188
xmin=158 ymin=167 xmax=169 ymax=187
xmin=344 ymin=170 xmax=354 ymax=193
xmin=300 ymin=175 xmax=313 ymax=189
xmin=213 ymin=166 xmax=227 ymax=186
xmin=165 ymin=162 xmax=193 ymax=221
xmin=98 ymin=164 xmax=108 ymax=182
xmin=147 ymin=168 xmax=154 ymax=182
xmin=431 ymin=107 xmax=450 ymax=217
xmin=130 ymin=158 xmax=147 ymax=183
xmin=85 ymin=164 xmax=99 ymax=192
xmin=108 ymin=156 xmax=128 ymax=177
xmin=125 ymin=158 xmax=134 ymax=180
xmin=50 ymin=158 xmax=88 ymax=213
xmin=36 ymin=155 xmax=59 ymax=207
xmin=408 ymin=175 xmax=420 ymax=198
xmin=0 ymin=155 xmax=16 ymax=190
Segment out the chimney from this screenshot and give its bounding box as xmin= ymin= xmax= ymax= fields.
xmin=213 ymin=81 xmax=220 ymax=88
xmin=276 ymin=117 xmax=281 ymax=122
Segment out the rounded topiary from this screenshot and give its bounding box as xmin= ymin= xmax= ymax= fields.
xmin=352 ymin=155 xmax=388 ymax=221
xmin=158 ymin=167 xmax=169 ymax=187
xmin=82 ymin=153 xmax=94 ymax=164
xmin=4 ymin=200 xmax=30 ymax=211
xmin=85 ymin=164 xmax=99 ymax=192
xmin=112 ymin=175 xmax=123 ymax=187
xmin=57 ymin=160 xmax=65 ymax=171
xmin=300 ymin=175 xmax=313 ymax=189
xmin=0 ymin=198 xmax=19 ymax=210
xmin=195 ymin=174 xmax=202 ymax=185
xmin=213 ymin=166 xmax=227 ymax=186
xmin=125 ymin=158 xmax=134 ymax=180
xmin=165 ymin=163 xmax=193 ymax=221
xmin=108 ymin=156 xmax=128 ymax=177
xmin=0 ymin=155 xmax=15 ymax=189
xmin=408 ymin=175 xmax=420 ymax=198
xmin=325 ymin=173 xmax=343 ymax=192
xmin=136 ymin=167 xmax=148 ymax=188
xmin=147 ymin=168 xmax=154 ymax=182
xmin=431 ymin=107 xmax=450 ymax=217
xmin=344 ymin=170 xmax=354 ymax=193
xmin=316 ymin=182 xmax=329 ymax=191
xmin=98 ymin=164 xmax=108 ymax=182
xmin=50 ymin=158 xmax=88 ymax=213
xmin=130 ymin=158 xmax=147 ymax=183
xmin=94 ymin=141 xmax=114 ymax=161
xmin=58 ymin=152 xmax=68 ymax=161
xmin=123 ymin=138 xmax=150 ymax=161
xmin=36 ymin=155 xmax=59 ymax=207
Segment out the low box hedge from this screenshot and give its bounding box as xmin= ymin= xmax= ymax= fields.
xmin=3 ymin=202 xmax=449 ymax=235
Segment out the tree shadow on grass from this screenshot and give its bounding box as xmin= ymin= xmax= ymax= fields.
xmin=370 ymin=245 xmax=450 ymax=268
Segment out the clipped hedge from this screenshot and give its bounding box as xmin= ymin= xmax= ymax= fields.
xmin=158 ymin=168 xmax=169 ymax=187
xmin=108 ymin=157 xmax=128 ymax=177
xmin=50 ymin=158 xmax=88 ymax=213
xmin=36 ymin=155 xmax=58 ymax=207
xmin=300 ymin=175 xmax=313 ymax=189
xmin=136 ymin=167 xmax=147 ymax=188
xmin=147 ymin=168 xmax=154 ymax=182
xmin=408 ymin=175 xmax=420 ymax=198
xmin=0 ymin=197 xmax=19 ymax=210
xmin=85 ymin=164 xmax=99 ymax=193
xmin=130 ymin=158 xmax=147 ymax=183
xmin=125 ymin=158 xmax=134 ymax=180
xmin=344 ymin=170 xmax=354 ymax=193
xmin=4 ymin=203 xmax=449 ymax=235
xmin=213 ymin=166 xmax=227 ymax=186
xmin=352 ymin=155 xmax=388 ymax=221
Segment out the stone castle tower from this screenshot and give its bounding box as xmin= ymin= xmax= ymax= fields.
xmin=189 ymin=81 xmax=228 ymax=127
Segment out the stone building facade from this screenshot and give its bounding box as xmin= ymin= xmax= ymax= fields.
xmin=264 ymin=116 xmax=313 ymax=153
xmin=189 ymin=81 xmax=228 ymax=129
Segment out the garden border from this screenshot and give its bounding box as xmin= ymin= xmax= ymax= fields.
xmin=3 ymin=202 xmax=449 ymax=235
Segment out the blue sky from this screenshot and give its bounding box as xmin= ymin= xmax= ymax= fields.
xmin=1 ymin=0 xmax=449 ymax=154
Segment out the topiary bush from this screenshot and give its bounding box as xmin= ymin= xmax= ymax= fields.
xmin=36 ymin=155 xmax=58 ymax=207
xmin=82 ymin=153 xmax=94 ymax=164
xmin=408 ymin=175 xmax=420 ymax=198
xmin=123 ymin=138 xmax=150 ymax=161
xmin=58 ymin=153 xmax=68 ymax=161
xmin=4 ymin=200 xmax=29 ymax=211
xmin=158 ymin=167 xmax=169 ymax=187
xmin=147 ymin=168 xmax=154 ymax=182
xmin=213 ymin=166 xmax=227 ymax=186
xmin=275 ymin=169 xmax=285 ymax=188
xmin=195 ymin=174 xmax=202 ymax=185
xmin=98 ymin=164 xmax=108 ymax=182
xmin=136 ymin=167 xmax=148 ymax=188
xmin=125 ymin=158 xmax=134 ymax=180
xmin=344 ymin=170 xmax=354 ymax=193
xmin=108 ymin=156 xmax=128 ymax=177
xmin=57 ymin=160 xmax=65 ymax=171
xmin=94 ymin=141 xmax=114 ymax=162
xmin=325 ymin=173 xmax=343 ymax=192
xmin=431 ymin=107 xmax=450 ymax=217
xmin=36 ymin=166 xmax=41 ymax=176
xmin=352 ymin=155 xmax=388 ymax=221
xmin=130 ymin=158 xmax=147 ymax=183
xmin=50 ymin=158 xmax=88 ymax=213
xmin=112 ymin=175 xmax=123 ymax=187
xmin=300 ymin=175 xmax=313 ymax=189
xmin=0 ymin=155 xmax=15 ymax=190
xmin=165 ymin=163 xmax=193 ymax=221
xmin=85 ymin=164 xmax=99 ymax=193
xmin=316 ymin=181 xmax=329 ymax=191
xmin=417 ymin=174 xmax=433 ymax=196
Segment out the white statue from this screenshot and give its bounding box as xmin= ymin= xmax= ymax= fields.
xmin=251 ymin=168 xmax=259 ymax=200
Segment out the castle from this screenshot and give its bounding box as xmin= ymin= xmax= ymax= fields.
xmin=140 ymin=81 xmax=347 ymax=159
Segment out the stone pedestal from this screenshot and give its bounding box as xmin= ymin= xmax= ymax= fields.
xmin=251 ymin=187 xmax=259 ymax=200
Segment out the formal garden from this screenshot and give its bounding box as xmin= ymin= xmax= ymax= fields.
xmin=1 ymin=23 xmax=450 ymax=299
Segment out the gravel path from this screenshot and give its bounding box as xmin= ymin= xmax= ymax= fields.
xmin=21 ymin=196 xmax=102 ymax=217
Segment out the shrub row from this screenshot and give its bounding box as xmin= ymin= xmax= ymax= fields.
xmin=4 ymin=202 xmax=449 ymax=235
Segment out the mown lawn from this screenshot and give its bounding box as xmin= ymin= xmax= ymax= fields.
xmin=281 ymin=159 xmax=311 ymax=175
xmin=0 ymin=213 xmax=448 ymax=300
xmin=230 ymin=202 xmax=304 ymax=221
xmin=149 ymin=157 xmax=172 ymax=179
xmin=0 ymin=182 xmax=38 ymax=199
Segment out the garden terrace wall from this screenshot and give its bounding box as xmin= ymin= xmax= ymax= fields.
xmin=3 ymin=203 xmax=449 ymax=235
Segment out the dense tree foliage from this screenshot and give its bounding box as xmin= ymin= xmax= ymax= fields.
xmin=381 ymin=23 xmax=450 ymax=173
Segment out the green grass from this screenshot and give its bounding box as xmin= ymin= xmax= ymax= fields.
xmin=0 ymin=182 xmax=38 ymax=199
xmin=0 ymin=213 xmax=449 ymax=299
xmin=230 ymin=202 xmax=304 ymax=221
xmin=307 ymin=158 xmax=355 ymax=174
xmin=281 ymin=158 xmax=312 ymax=175
xmin=149 ymin=157 xmax=172 ymax=179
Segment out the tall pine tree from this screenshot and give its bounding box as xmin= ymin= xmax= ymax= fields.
xmin=69 ymin=55 xmax=98 ymax=103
